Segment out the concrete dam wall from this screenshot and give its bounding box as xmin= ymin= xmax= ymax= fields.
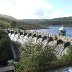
xmin=5 ymin=29 xmax=72 ymax=59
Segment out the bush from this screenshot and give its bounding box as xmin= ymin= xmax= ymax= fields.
xmin=15 ymin=43 xmax=57 ymax=72
xmin=0 ymin=29 xmax=12 ymax=62
xmin=61 ymin=45 xmax=72 ymax=60
xmin=67 ymin=45 xmax=72 ymax=60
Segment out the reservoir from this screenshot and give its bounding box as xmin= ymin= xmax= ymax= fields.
xmin=35 ymin=26 xmax=72 ymax=37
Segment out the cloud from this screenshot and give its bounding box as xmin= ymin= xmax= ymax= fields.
xmin=14 ymin=0 xmax=66 ymax=19
xmin=49 ymin=10 xmax=64 ymax=19
xmin=0 ymin=0 xmax=71 ymax=19
xmin=14 ymin=0 xmax=54 ymax=19
xmin=0 ymin=0 xmax=16 ymax=16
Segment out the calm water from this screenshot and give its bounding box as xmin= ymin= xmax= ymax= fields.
xmin=35 ymin=26 xmax=72 ymax=37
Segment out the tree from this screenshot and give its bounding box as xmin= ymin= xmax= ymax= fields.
xmin=11 ymin=20 xmax=16 ymax=28
xmin=15 ymin=43 xmax=57 ymax=72
xmin=66 ymin=45 xmax=72 ymax=60
xmin=0 ymin=29 xmax=12 ymax=63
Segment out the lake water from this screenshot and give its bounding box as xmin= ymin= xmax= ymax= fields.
xmin=35 ymin=26 xmax=72 ymax=37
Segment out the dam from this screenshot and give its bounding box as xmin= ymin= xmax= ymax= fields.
xmin=4 ymin=26 xmax=72 ymax=59
xmin=1 ymin=26 xmax=72 ymax=72
xmin=6 ymin=27 xmax=72 ymax=43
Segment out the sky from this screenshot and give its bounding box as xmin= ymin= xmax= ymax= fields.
xmin=0 ymin=0 xmax=72 ymax=19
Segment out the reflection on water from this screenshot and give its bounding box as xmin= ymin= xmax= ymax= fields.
xmin=35 ymin=26 xmax=72 ymax=37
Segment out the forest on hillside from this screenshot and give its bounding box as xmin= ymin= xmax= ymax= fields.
xmin=0 ymin=15 xmax=72 ymax=30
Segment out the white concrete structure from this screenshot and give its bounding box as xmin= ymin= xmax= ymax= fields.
xmin=59 ymin=25 xmax=64 ymax=31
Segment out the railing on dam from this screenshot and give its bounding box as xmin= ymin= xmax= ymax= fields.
xmin=6 ymin=29 xmax=72 ymax=42
xmin=2 ymin=28 xmax=72 ymax=72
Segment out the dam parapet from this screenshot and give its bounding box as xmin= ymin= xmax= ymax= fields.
xmin=4 ymin=28 xmax=72 ymax=43
xmin=4 ymin=28 xmax=72 ymax=59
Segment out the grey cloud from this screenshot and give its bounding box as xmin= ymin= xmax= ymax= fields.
xmin=34 ymin=8 xmax=44 ymax=16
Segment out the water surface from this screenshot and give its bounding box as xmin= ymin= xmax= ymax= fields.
xmin=35 ymin=26 xmax=72 ymax=37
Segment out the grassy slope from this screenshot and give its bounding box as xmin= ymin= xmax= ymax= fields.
xmin=21 ymin=17 xmax=72 ymax=27
xmin=0 ymin=15 xmax=72 ymax=29
xmin=0 ymin=15 xmax=42 ymax=29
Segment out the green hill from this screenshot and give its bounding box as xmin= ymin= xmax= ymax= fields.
xmin=0 ymin=14 xmax=41 ymax=29
xmin=21 ymin=17 xmax=72 ymax=27
xmin=0 ymin=14 xmax=32 ymax=29
xmin=0 ymin=14 xmax=72 ymax=29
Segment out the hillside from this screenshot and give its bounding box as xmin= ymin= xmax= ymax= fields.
xmin=0 ymin=14 xmax=16 ymax=28
xmin=48 ymin=17 xmax=72 ymax=26
xmin=21 ymin=19 xmax=48 ymax=24
xmin=21 ymin=17 xmax=72 ymax=27
xmin=0 ymin=14 xmax=16 ymax=21
xmin=0 ymin=15 xmax=40 ymax=29
xmin=0 ymin=14 xmax=72 ymax=29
